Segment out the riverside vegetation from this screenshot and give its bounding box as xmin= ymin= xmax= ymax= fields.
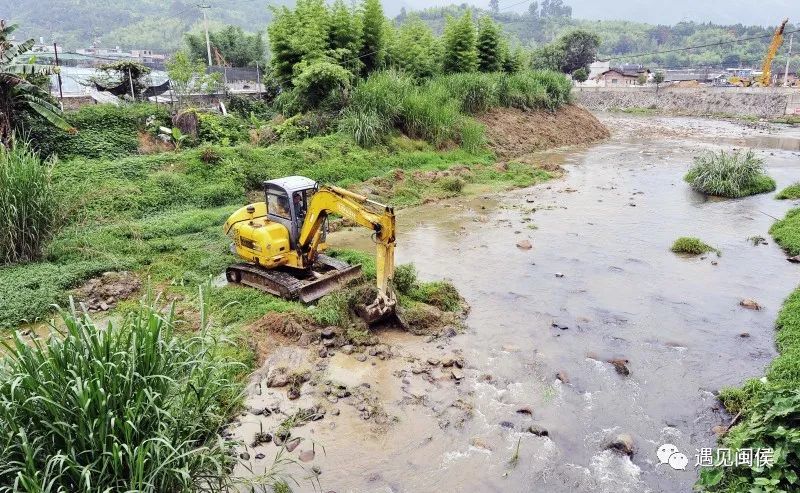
xmin=0 ymin=1 xmax=580 ymax=489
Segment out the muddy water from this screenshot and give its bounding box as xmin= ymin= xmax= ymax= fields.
xmin=235 ymin=115 xmax=800 ymax=493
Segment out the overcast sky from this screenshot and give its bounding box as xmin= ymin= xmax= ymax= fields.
xmin=390 ymin=0 xmax=796 ymax=26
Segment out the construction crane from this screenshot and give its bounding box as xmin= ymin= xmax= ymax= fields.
xmin=758 ymin=18 xmax=789 ymax=86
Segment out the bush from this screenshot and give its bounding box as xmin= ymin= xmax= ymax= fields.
xmin=197 ymin=112 xmax=249 ymax=145
xmin=776 ymin=182 xmax=800 ymax=200
xmin=671 ymin=236 xmax=719 ymax=255
xmin=344 ymin=70 xmax=570 ymax=149
xmin=0 ymin=141 xmax=59 ymax=264
xmin=0 ymin=297 xmax=245 ymax=492
xmin=26 ymin=103 xmax=170 ymax=159
xmin=685 ymin=150 xmax=776 ymax=198
xmin=409 ymin=281 xmax=461 ymax=311
xmin=439 ymin=176 xmax=466 ymax=194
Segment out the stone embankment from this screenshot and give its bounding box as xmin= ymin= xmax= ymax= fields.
xmin=574 ymin=86 xmax=798 ymax=118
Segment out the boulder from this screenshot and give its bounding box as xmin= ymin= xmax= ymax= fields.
xmin=606 ymin=433 xmax=634 ymax=457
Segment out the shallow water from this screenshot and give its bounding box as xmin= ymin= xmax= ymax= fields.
xmin=235 ymin=115 xmax=800 ymax=493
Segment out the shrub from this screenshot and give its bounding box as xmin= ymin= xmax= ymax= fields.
xmin=439 ymin=176 xmax=466 ymax=194
xmin=339 ymin=110 xmax=390 ymax=146
xmin=197 ymin=112 xmax=249 ymax=145
xmin=433 ymin=73 xmax=498 ymax=114
xmin=393 ymin=264 xmax=418 ymax=294
xmin=0 ymin=296 xmax=245 ymax=492
xmin=671 ymin=236 xmax=719 ymax=255
xmin=776 ymin=182 xmax=800 ymax=200
xmin=26 ymin=103 xmax=170 ymax=159
xmin=685 ymin=150 xmax=776 ymax=198
xmin=0 ymin=141 xmax=59 ymax=264
xmin=410 ymin=281 xmax=461 ymax=311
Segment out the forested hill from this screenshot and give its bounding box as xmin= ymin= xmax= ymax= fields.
xmin=4 ymin=0 xmax=796 ymax=70
xmin=413 ymin=5 xmax=797 ymax=69
xmin=1 ymin=0 xmax=287 ymax=52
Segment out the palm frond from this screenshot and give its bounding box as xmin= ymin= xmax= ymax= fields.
xmin=6 ymin=63 xmax=57 ymax=76
xmin=23 ymin=98 xmax=74 ymax=132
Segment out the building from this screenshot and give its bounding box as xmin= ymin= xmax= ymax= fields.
xmin=597 ymin=66 xmax=650 ymax=86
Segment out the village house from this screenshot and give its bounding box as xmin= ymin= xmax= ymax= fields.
xmin=597 ymin=65 xmax=651 ymax=86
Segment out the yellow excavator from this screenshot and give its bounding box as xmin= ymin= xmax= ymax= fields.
xmin=758 ymin=18 xmax=789 ymax=87
xmin=223 ymin=176 xmax=397 ymax=324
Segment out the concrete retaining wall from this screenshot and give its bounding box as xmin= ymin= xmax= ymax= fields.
xmin=574 ymin=86 xmax=798 ymax=118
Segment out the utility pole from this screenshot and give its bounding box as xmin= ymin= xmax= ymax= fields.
xmin=198 ymin=4 xmax=213 ymax=66
xmin=52 ymin=42 xmax=64 ymax=107
xmin=784 ymin=33 xmax=794 ymax=88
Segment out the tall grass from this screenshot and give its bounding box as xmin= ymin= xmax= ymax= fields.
xmin=341 ymin=70 xmax=572 ymax=147
xmin=684 ymin=149 xmax=776 ymax=198
xmin=0 ymin=141 xmax=59 ymax=265
xmin=0 ymin=291 xmax=245 ymax=492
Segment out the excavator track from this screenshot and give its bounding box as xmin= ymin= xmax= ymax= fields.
xmin=225 ymin=254 xmax=362 ymax=303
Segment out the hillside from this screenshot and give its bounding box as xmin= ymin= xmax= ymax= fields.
xmin=4 ymin=0 xmax=797 ymax=70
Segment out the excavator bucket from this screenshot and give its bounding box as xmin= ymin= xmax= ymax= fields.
xmin=298 ymin=263 xmax=362 ymax=303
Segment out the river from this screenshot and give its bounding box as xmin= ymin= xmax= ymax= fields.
xmin=233 ymin=114 xmax=800 ymax=493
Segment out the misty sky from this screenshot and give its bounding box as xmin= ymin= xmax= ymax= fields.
xmin=390 ymin=0 xmax=796 ymax=26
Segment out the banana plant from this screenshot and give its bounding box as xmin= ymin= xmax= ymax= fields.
xmin=0 ymin=20 xmax=73 ymax=146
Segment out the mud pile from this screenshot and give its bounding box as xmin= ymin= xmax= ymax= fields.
xmin=477 ymin=104 xmax=610 ymax=159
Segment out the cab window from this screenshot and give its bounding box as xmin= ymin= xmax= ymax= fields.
xmin=267 ymin=189 xmax=290 ymax=219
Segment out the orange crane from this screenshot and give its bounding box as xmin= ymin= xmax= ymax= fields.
xmin=758 ymin=18 xmax=789 ymax=86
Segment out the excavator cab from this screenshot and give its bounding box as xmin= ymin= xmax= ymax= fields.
xmin=263 ymin=176 xmax=319 ymax=249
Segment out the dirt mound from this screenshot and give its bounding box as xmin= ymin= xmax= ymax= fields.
xmin=73 ymin=271 xmax=141 ymax=312
xmin=477 ymin=104 xmax=610 ymax=159
xmin=248 ymin=311 xmax=320 ymax=364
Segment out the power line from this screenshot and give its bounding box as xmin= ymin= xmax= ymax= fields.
xmin=600 ymin=28 xmax=800 ymax=62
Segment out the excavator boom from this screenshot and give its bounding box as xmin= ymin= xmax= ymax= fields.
xmin=759 ymin=18 xmax=788 ymax=86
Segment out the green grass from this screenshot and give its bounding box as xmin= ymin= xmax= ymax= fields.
xmin=776 ymin=182 xmax=800 ymax=200
xmin=685 ymin=150 xmax=776 ymax=198
xmin=699 ymin=210 xmax=800 ymax=492
xmin=769 ymin=208 xmax=800 ymax=256
xmin=0 ymin=141 xmax=59 ymax=264
xmin=342 ymin=70 xmax=572 ymax=147
xmin=0 ymin=291 xmax=248 ymax=492
xmin=670 ymin=236 xmax=719 ymax=255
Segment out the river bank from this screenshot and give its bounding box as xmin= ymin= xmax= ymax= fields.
xmin=229 ymin=113 xmax=800 ymax=492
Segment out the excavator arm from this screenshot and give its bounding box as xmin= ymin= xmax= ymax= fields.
xmin=759 ymin=19 xmax=788 ymax=86
xmin=298 ymin=186 xmax=397 ymax=322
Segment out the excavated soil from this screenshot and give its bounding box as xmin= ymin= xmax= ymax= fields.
xmin=478 ymin=104 xmax=610 ymax=159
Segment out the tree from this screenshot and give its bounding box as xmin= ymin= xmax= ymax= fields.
xmin=0 ymin=20 xmax=71 ymax=145
xmin=92 ymin=60 xmax=151 ymax=99
xmin=476 ymin=16 xmax=502 ymax=73
xmin=557 ymin=30 xmax=600 ymax=74
xmin=359 ymin=0 xmax=385 ymax=75
xmin=327 ymin=0 xmax=363 ymax=74
xmin=636 ymin=73 xmax=647 ymax=85
xmin=442 ymin=10 xmax=478 ymax=74
xmin=387 ymin=16 xmax=439 ymax=79
xmin=540 ymin=0 xmax=572 ymax=19
xmin=268 ymin=0 xmax=329 ymax=85
xmin=186 ymin=26 xmax=266 ymax=67
xmin=653 ymin=70 xmax=665 ymax=93
xmin=489 ymin=0 xmax=499 ymax=15
xmin=166 ymin=50 xmax=221 ymax=108
xmin=530 ymin=43 xmax=563 ymax=71
xmin=572 ymin=67 xmax=588 ymax=83
xmin=527 ymin=1 xmax=540 ymax=18
xmin=291 ymin=60 xmax=351 ymax=109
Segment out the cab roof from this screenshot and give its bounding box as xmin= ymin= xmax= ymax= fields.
xmin=263 ymin=176 xmax=317 ymax=193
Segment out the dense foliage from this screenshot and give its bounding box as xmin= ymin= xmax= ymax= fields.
xmin=441 ymin=11 xmax=478 ymax=74
xmin=531 ymin=29 xmax=600 ymax=74
xmin=340 ymin=69 xmax=571 ymax=147
xmin=0 ymin=141 xmax=57 ymax=264
xmin=186 ymin=25 xmax=266 ymax=67
xmin=0 ymin=20 xmax=71 ymax=145
xmin=27 ymin=103 xmax=170 ymax=159
xmin=685 ymin=150 xmax=776 ymax=198
xmin=0 ymin=297 xmax=245 ymax=492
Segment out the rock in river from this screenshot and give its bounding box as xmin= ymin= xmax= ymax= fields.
xmin=740 ymin=299 xmax=762 ymax=310
xmin=606 ymin=433 xmax=635 ymax=457
xmin=608 ymin=358 xmax=630 ymax=376
xmin=516 ymin=239 xmax=533 ymax=250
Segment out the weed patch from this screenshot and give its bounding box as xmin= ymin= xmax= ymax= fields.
xmin=769 ymin=208 xmax=800 ymax=256
xmin=671 ymin=237 xmax=719 ymax=255
xmin=776 ymin=182 xmax=800 ymax=200
xmin=685 ymin=150 xmax=775 ymax=198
